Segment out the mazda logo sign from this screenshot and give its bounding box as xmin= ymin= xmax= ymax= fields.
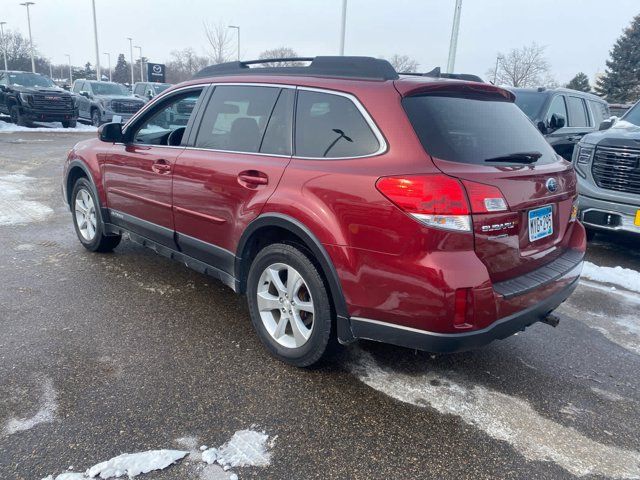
xmin=546 ymin=178 xmax=558 ymax=192
xmin=152 ymin=65 xmax=162 ymax=74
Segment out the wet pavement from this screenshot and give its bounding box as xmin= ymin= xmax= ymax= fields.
xmin=1 ymin=131 xmax=639 ymax=480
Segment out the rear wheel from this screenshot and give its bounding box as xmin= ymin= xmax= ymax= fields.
xmin=71 ymin=177 xmax=121 ymax=252
xmin=247 ymin=243 xmax=333 ymax=367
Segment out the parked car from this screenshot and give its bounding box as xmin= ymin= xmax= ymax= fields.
xmin=72 ymin=80 xmax=145 ymax=126
xmin=572 ymin=99 xmax=640 ymax=240
xmin=62 ymin=57 xmax=586 ymax=367
xmin=508 ymin=87 xmax=610 ymax=161
xmin=0 ymin=70 xmax=78 ymax=127
xmin=133 ymin=81 xmax=172 ymax=102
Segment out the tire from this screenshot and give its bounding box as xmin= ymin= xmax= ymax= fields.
xmin=62 ymin=119 xmax=77 ymax=128
xmin=585 ymin=228 xmax=596 ymax=242
xmin=71 ymin=177 xmax=121 ymax=253
xmin=10 ymin=106 xmax=28 ymax=127
xmin=247 ymin=243 xmax=334 ymax=367
xmin=90 ymin=109 xmax=101 ymax=127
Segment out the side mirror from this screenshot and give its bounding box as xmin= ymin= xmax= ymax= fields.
xmin=79 ymin=91 xmax=90 ymax=98
xmin=549 ymin=113 xmax=566 ymax=131
xmin=147 ymin=93 xmax=153 ymax=100
xmin=599 ymin=119 xmax=614 ymax=131
xmin=98 ymin=122 xmax=123 ymax=143
xmin=537 ymin=121 xmax=548 ymax=135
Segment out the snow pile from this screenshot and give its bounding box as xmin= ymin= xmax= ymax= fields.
xmin=0 ymin=120 xmax=96 ymax=133
xmin=0 ymin=174 xmax=53 ymax=225
xmin=202 ymin=429 xmax=271 ymax=468
xmin=86 ymin=450 xmax=189 ymax=478
xmin=4 ymin=376 xmax=57 ymax=435
xmin=582 ymin=261 xmax=640 ymax=294
xmin=350 ymin=349 xmax=640 ymax=479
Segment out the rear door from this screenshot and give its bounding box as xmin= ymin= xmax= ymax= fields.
xmin=101 ymin=86 xmax=205 ymax=247
xmin=172 ymin=84 xmax=294 ymax=267
xmin=402 ymin=90 xmax=578 ymax=282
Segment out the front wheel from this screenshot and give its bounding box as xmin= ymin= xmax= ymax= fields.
xmin=90 ymin=109 xmax=101 ymax=127
xmin=71 ymin=177 xmax=121 ymax=252
xmin=62 ymin=119 xmax=77 ymax=128
xmin=246 ymin=243 xmax=333 ymax=367
xmin=10 ymin=106 xmax=28 ymax=127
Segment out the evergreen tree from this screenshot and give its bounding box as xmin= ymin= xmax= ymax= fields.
xmin=595 ymin=14 xmax=640 ymax=102
xmin=566 ymin=72 xmax=591 ymax=92
xmin=113 ymin=53 xmax=129 ymax=84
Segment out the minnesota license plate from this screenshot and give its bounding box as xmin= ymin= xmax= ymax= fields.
xmin=528 ymin=205 xmax=553 ymax=242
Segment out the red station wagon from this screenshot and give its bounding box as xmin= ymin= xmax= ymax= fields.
xmin=63 ymin=57 xmax=586 ymax=367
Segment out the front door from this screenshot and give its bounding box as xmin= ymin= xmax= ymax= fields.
xmin=172 ymin=84 xmax=295 ymax=270
xmin=101 ymin=87 xmax=205 ymax=247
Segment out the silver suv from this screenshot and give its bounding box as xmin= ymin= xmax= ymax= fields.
xmin=573 ymin=100 xmax=640 ymax=239
xmin=72 ymin=80 xmax=145 ymax=126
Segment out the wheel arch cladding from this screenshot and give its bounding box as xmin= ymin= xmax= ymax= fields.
xmin=236 ymin=213 xmax=349 ymax=321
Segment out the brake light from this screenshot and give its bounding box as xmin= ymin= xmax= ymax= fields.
xmin=375 ymin=174 xmax=471 ymax=231
xmin=461 ymin=180 xmax=508 ymax=213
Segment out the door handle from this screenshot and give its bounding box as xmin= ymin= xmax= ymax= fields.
xmin=152 ymin=159 xmax=172 ymax=174
xmin=238 ymin=170 xmax=269 ymax=187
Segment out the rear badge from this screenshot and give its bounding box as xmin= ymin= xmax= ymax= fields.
xmin=481 ymin=221 xmax=517 ymax=233
xmin=546 ymin=178 xmax=558 ymax=193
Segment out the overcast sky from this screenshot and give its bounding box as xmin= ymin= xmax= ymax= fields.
xmin=1 ymin=0 xmax=638 ymax=83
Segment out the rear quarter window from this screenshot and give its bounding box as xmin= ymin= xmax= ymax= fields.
xmin=295 ymin=90 xmax=380 ymax=158
xmin=402 ymin=94 xmax=557 ymax=165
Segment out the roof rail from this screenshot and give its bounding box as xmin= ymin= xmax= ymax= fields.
xmin=194 ymin=56 xmax=399 ymax=81
xmin=399 ymin=66 xmax=484 ymax=83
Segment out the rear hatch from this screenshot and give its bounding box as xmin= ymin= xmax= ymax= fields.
xmin=399 ymin=81 xmax=577 ymax=282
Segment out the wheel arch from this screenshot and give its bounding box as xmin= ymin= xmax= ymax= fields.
xmin=65 ymin=160 xmax=102 ymax=210
xmin=236 ymin=213 xmax=350 ymax=323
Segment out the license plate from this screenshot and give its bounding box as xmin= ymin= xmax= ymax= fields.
xmin=635 ymin=210 xmax=640 ymax=227
xmin=528 ymin=205 xmax=553 ymax=242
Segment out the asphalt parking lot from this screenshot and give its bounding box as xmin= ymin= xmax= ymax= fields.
xmin=1 ymin=129 xmax=639 ymax=480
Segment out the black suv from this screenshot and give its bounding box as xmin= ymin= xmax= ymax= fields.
xmin=508 ymin=87 xmax=610 ymax=161
xmin=0 ymin=70 xmax=78 ymax=127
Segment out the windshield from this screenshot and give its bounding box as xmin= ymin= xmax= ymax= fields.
xmin=8 ymin=73 xmax=56 ymax=88
xmin=403 ymin=94 xmax=557 ymax=165
xmin=620 ymin=102 xmax=640 ymax=126
xmin=153 ymin=84 xmax=170 ymax=94
xmin=89 ymin=82 xmax=129 ymax=96
xmin=512 ymin=91 xmax=547 ymax=120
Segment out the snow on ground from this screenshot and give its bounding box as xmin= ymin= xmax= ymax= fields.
xmin=349 ymin=349 xmax=640 ymax=479
xmin=582 ymin=261 xmax=640 ymax=294
xmin=215 ymin=429 xmax=271 ymax=468
xmin=4 ymin=376 xmax=57 ymax=435
xmin=86 ymin=450 xmax=189 ymax=479
xmin=0 ymin=119 xmax=96 ymax=133
xmin=0 ymin=174 xmax=54 ymax=225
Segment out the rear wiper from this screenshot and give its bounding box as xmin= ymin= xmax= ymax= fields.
xmin=484 ymin=152 xmax=542 ymax=164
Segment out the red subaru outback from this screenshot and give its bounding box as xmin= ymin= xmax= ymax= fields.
xmin=62 ymin=57 xmax=585 ymax=367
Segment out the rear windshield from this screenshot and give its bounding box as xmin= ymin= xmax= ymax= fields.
xmin=403 ymin=94 xmax=557 ymax=165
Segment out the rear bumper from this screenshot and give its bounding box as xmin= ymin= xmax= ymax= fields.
xmin=349 ymin=258 xmax=582 ymax=353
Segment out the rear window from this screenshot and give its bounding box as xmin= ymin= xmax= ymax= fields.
xmin=566 ymin=96 xmax=589 ymax=127
xmin=589 ymin=100 xmax=608 ymax=126
xmin=403 ymin=94 xmax=557 ymax=165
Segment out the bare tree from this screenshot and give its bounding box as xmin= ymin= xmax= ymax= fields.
xmin=166 ymin=48 xmax=209 ymax=83
xmin=203 ymin=22 xmax=233 ymax=64
xmin=385 ymin=54 xmax=419 ymax=73
xmin=489 ymin=43 xmax=551 ymax=87
xmin=258 ymin=47 xmax=304 ymax=67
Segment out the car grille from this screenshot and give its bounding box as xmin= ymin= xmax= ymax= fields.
xmin=31 ymin=94 xmax=74 ymax=111
xmin=591 ymin=145 xmax=640 ymax=196
xmin=111 ymin=100 xmax=143 ymax=114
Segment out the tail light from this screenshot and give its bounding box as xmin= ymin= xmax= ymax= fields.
xmin=375 ymin=174 xmax=509 ymax=232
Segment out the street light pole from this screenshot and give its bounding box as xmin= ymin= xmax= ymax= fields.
xmin=339 ymin=0 xmax=347 ymax=56
xmin=492 ymin=54 xmax=502 ymax=85
xmin=90 ymin=0 xmax=101 ymax=80
xmin=134 ymin=46 xmax=143 ymax=82
xmin=126 ymin=37 xmax=134 ymax=86
xmin=65 ymin=53 xmax=72 ymax=85
xmin=103 ymin=52 xmax=111 ymax=81
xmin=446 ymin=0 xmax=462 ymax=73
xmin=48 ymin=61 xmax=52 ymax=78
xmin=0 ymin=22 xmax=8 ymax=71
xmin=20 ymin=2 xmax=36 ymax=73
xmin=228 ymin=25 xmax=240 ymax=61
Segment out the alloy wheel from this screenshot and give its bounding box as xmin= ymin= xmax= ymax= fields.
xmin=74 ymin=188 xmax=97 ymax=242
xmin=257 ymin=263 xmax=315 ymax=348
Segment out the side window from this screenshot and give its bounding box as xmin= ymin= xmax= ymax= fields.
xmin=131 ymin=89 xmax=203 ymax=146
xmin=195 ymin=85 xmax=280 ymax=153
xmin=589 ymin=100 xmax=607 ymax=125
xmin=295 ymin=90 xmax=380 ymax=158
xmin=72 ymin=81 xmax=84 ymax=93
xmin=567 ymin=96 xmax=589 ymax=127
xmin=260 ymin=89 xmax=294 ymax=155
xmin=546 ymin=95 xmax=567 ymax=124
